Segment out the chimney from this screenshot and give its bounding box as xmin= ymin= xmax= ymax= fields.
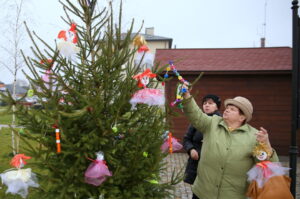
xmin=145 ymin=27 xmax=154 ymax=35
xmin=260 ymin=37 xmax=265 ymax=48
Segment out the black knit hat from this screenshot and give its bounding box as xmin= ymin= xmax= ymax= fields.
xmin=202 ymin=94 xmax=221 ymax=109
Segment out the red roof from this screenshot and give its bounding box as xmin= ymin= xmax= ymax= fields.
xmin=155 ymin=47 xmax=291 ymax=71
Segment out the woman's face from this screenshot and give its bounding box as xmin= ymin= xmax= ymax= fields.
xmin=223 ymin=105 xmax=246 ymax=123
xmin=202 ymin=99 xmax=218 ymax=114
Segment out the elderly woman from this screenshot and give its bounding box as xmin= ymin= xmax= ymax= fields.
xmin=182 ymin=89 xmax=278 ymax=199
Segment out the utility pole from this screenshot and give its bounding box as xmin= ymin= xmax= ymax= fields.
xmin=290 ymin=0 xmax=300 ymax=197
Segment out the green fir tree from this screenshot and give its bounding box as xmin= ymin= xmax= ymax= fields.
xmin=1 ymin=0 xmax=181 ymax=198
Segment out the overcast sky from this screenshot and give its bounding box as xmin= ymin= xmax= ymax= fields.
xmin=0 ymin=0 xmax=293 ymax=84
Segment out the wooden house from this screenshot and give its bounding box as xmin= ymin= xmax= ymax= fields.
xmin=155 ymin=47 xmax=292 ymax=155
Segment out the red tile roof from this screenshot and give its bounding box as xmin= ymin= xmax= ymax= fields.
xmin=155 ymin=47 xmax=291 ymax=71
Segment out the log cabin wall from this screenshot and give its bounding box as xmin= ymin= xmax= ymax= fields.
xmin=166 ymin=72 xmax=292 ymax=155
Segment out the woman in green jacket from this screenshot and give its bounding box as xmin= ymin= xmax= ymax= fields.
xmin=182 ymin=89 xmax=278 ymax=199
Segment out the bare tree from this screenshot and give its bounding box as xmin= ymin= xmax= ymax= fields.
xmin=0 ymin=0 xmax=30 ymax=155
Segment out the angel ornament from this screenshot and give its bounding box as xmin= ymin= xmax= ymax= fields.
xmin=130 ymin=69 xmax=165 ymax=109
xmin=84 ymin=151 xmax=112 ymax=186
xmin=57 ymin=23 xmax=80 ymax=59
xmin=246 ymin=143 xmax=294 ymax=199
xmin=0 ymin=154 xmax=39 ymax=198
xmin=133 ymin=35 xmax=154 ymax=69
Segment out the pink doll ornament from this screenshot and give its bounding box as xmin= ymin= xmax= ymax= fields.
xmin=40 ymin=59 xmax=55 ymax=89
xmin=84 ymin=151 xmax=112 ymax=186
xmin=161 ymin=131 xmax=183 ymax=153
xmin=130 ymin=69 xmax=165 ymax=109
xmin=0 ymin=154 xmax=39 ymax=198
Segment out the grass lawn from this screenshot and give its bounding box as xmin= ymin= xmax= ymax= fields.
xmin=0 ymin=107 xmax=18 ymax=125
xmin=0 ymin=127 xmax=40 ymax=198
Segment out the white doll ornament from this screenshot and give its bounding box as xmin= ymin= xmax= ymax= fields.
xmin=0 ymin=154 xmax=39 ymax=198
xmin=133 ymin=35 xmax=154 ymax=69
xmin=57 ymin=23 xmax=80 ymax=59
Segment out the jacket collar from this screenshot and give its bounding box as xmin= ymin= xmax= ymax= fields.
xmin=218 ymin=120 xmax=248 ymax=133
xmin=207 ymin=111 xmax=221 ymax=117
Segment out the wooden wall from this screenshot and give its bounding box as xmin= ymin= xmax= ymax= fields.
xmin=166 ymin=73 xmax=293 ymax=155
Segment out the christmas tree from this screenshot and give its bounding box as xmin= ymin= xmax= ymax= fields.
xmin=0 ymin=0 xmax=181 ymax=198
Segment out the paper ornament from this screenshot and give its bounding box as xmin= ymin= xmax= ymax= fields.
xmin=0 ymin=154 xmax=39 ymax=198
xmin=27 ymin=89 xmax=34 ymax=97
xmin=55 ymin=128 xmax=61 ymax=153
xmin=161 ymin=131 xmax=182 ymax=153
xmin=84 ymin=152 xmax=112 ymax=186
xmin=146 ymin=174 xmax=159 ymax=184
xmin=39 ymin=59 xmax=55 ymax=90
xmin=130 ymin=69 xmax=165 ymax=109
xmin=143 ymin=152 xmax=149 ymax=158
xmin=164 ymin=61 xmax=190 ymax=109
xmin=57 ymin=23 xmax=80 ymax=59
xmin=42 ymin=69 xmax=51 ymax=83
xmin=133 ymin=35 xmax=154 ymax=69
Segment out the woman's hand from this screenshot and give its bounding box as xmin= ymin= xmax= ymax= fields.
xmin=255 ymin=127 xmax=273 ymax=152
xmin=190 ymin=149 xmax=199 ymax=160
xmin=182 ymin=83 xmax=191 ymax=99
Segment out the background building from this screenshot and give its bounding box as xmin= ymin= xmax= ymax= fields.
xmin=156 ymin=47 xmax=292 ymax=155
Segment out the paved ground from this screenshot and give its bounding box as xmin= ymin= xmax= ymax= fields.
xmin=164 ymin=153 xmax=300 ymax=199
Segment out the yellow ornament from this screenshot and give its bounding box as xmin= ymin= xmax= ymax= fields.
xmin=178 ymin=76 xmax=183 ymax=80
xmin=148 ymin=179 xmax=158 ymax=184
xmin=166 ymin=67 xmax=171 ymax=71
xmin=176 ymin=95 xmax=183 ymax=100
xmin=27 ymin=89 xmax=34 ymax=97
xmin=133 ymin=35 xmax=147 ymax=47
xmin=143 ymin=152 xmax=148 ymax=157
xmin=112 ymin=126 xmax=118 ymax=133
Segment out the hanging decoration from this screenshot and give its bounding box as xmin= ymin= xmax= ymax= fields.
xmin=84 ymin=151 xmax=112 ymax=186
xmin=133 ymin=35 xmax=154 ymax=69
xmin=0 ymin=154 xmax=39 ymax=198
xmin=19 ymin=128 xmax=25 ymax=135
xmin=39 ymin=59 xmax=55 ymax=90
xmin=130 ymin=69 xmax=165 ymax=109
xmin=27 ymin=89 xmax=34 ymax=97
xmin=146 ymin=174 xmax=159 ymax=184
xmin=114 ymin=134 xmax=125 ymax=140
xmin=143 ymin=152 xmax=149 ymax=158
xmin=55 ymin=128 xmax=61 ymax=153
xmin=246 ymin=143 xmax=293 ymax=199
xmin=163 ymin=61 xmax=190 ymax=109
xmin=112 ymin=125 xmax=118 ymax=134
xmin=57 ymin=23 xmax=80 ymax=59
xmin=161 ymin=131 xmax=182 ymax=153
xmin=42 ymin=69 xmax=51 ymax=83
xmin=58 ymin=90 xmax=73 ymax=106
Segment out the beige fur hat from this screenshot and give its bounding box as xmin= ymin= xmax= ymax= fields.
xmin=224 ymin=96 xmax=253 ymax=122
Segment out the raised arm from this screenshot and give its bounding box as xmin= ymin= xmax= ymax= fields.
xmin=181 ymin=84 xmax=213 ymax=134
